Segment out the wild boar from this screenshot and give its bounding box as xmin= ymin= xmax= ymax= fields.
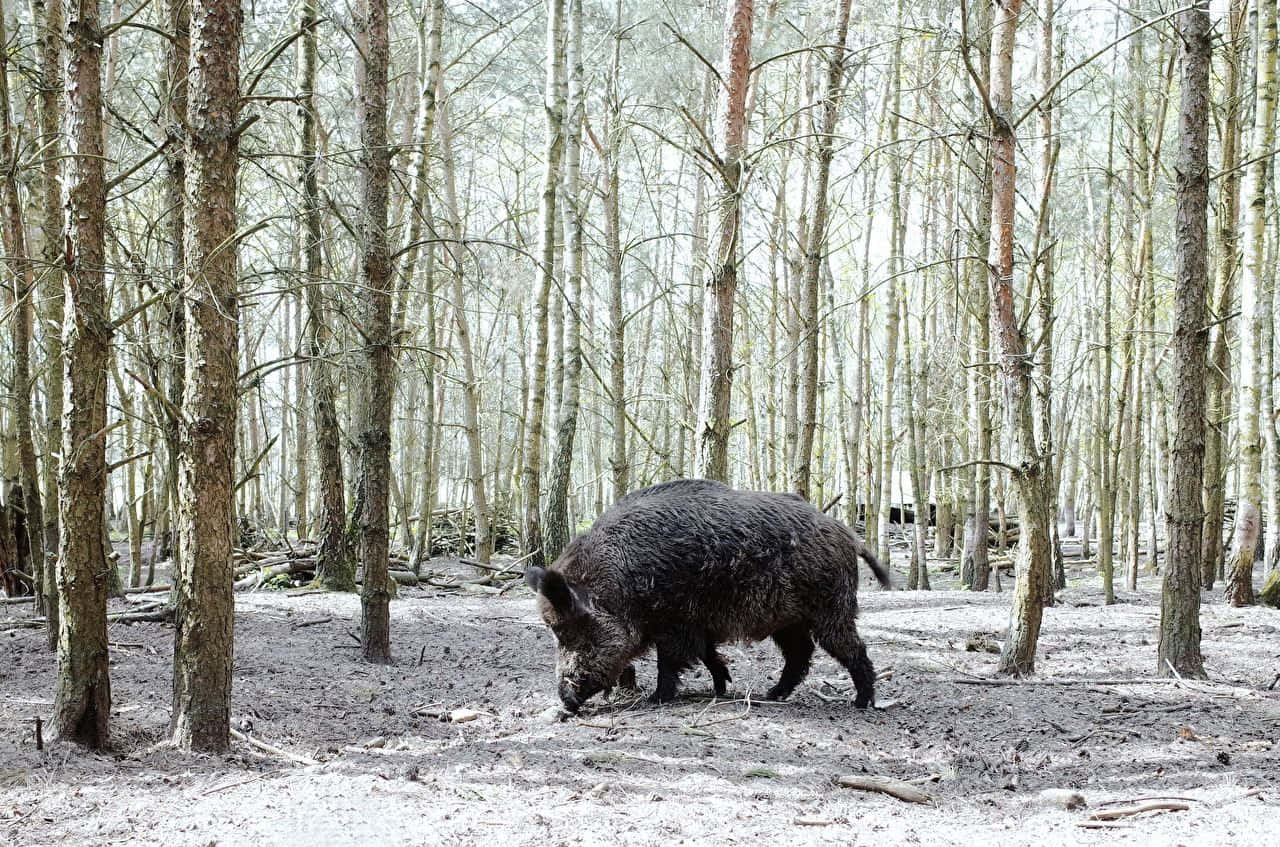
xmin=525 ymin=478 xmax=890 ymax=713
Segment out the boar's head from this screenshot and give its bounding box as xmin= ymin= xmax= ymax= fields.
xmin=525 ymin=565 xmax=631 ymax=712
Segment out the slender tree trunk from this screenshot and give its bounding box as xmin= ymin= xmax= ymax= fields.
xmin=0 ymin=10 xmax=47 ymax=619
xmin=982 ymin=0 xmax=1051 ymax=677
xmin=522 ymin=0 xmax=567 ymax=567
xmin=172 ymin=0 xmax=242 ymax=751
xmin=437 ymin=86 xmax=493 ymax=565
xmin=30 ymin=0 xmax=64 ymax=644
xmin=297 ymin=1 xmax=350 ymax=591
xmin=355 ymin=0 xmax=394 ymax=661
xmin=544 ymin=0 xmax=586 ymax=561
xmin=1158 ymin=0 xmax=1210 ymax=679
xmin=1226 ymin=0 xmax=1277 ymax=607
xmin=606 ymin=0 xmax=627 ymax=504
xmin=794 ymin=0 xmax=852 ymax=500
xmin=964 ymin=0 xmax=993 ymax=592
xmin=405 ymin=0 xmax=444 ymax=573
xmin=53 ymin=0 xmax=112 ymax=748
xmin=693 ymin=0 xmax=753 ymax=482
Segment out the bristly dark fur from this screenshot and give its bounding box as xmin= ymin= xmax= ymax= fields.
xmin=526 ymin=479 xmax=889 ymax=712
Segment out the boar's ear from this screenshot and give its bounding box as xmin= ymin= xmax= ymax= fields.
xmin=524 ymin=566 xmax=548 ymax=593
xmin=531 ymin=568 xmax=592 ymax=619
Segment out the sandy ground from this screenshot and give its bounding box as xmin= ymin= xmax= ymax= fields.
xmin=2 ymin=551 xmax=1278 ymax=847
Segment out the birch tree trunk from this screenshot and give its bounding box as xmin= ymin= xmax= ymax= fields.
xmin=544 ymin=0 xmax=585 ymax=561
xmin=1158 ymin=0 xmax=1210 ymax=679
xmin=1226 ymin=0 xmax=1277 ymax=607
xmin=606 ymin=0 xmax=627 ymax=503
xmin=693 ymin=0 xmax=753 ymax=482
xmin=522 ymin=0 xmax=566 ymax=566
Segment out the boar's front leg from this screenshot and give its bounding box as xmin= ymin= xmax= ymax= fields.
xmin=649 ymin=636 xmax=698 ymax=703
xmin=766 ymin=623 xmax=815 ymax=701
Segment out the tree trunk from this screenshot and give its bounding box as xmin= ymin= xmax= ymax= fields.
xmin=693 ymin=0 xmax=753 ymax=482
xmin=53 ymin=0 xmax=112 ymax=748
xmin=794 ymin=0 xmax=852 ymax=500
xmin=436 ymin=78 xmax=493 ymax=565
xmin=522 ymin=0 xmax=567 ymax=567
xmin=296 ymin=1 xmax=350 ymax=591
xmin=606 ymin=0 xmax=627 ymax=504
xmin=0 ymin=9 xmax=48 ymax=621
xmin=544 ymin=0 xmax=586 ymax=562
xmin=355 ymin=0 xmax=394 ymax=662
xmin=982 ymin=0 xmax=1052 ymax=678
xmin=30 ymin=0 xmax=64 ymax=646
xmin=1226 ymin=0 xmax=1277 ymax=607
xmin=1158 ymin=0 xmax=1211 ymax=680
xmin=172 ymin=0 xmax=242 ymax=751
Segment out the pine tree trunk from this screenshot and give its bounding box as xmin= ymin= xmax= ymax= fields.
xmin=296 ymin=1 xmax=350 ymax=591
xmin=794 ymin=0 xmax=852 ymax=500
xmin=982 ymin=0 xmax=1052 ymax=677
xmin=693 ymin=0 xmax=753 ymax=482
xmin=30 ymin=0 xmax=64 ymax=645
xmin=54 ymin=0 xmax=112 ymax=748
xmin=1158 ymin=0 xmax=1211 ymax=680
xmin=355 ymin=0 xmax=394 ymax=662
xmin=172 ymin=0 xmax=242 ymax=751
xmin=1227 ymin=0 xmax=1277 ymax=607
xmin=0 ymin=10 xmax=48 ymax=621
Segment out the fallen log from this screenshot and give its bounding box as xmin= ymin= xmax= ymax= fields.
xmin=835 ymin=774 xmax=935 ymax=805
xmin=234 ymin=560 xmax=314 ymax=591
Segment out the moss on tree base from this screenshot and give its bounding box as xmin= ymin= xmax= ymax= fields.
xmin=1260 ymin=570 xmax=1280 ymax=608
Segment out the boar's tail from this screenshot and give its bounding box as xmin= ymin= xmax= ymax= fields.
xmin=856 ymin=539 xmax=891 ymax=589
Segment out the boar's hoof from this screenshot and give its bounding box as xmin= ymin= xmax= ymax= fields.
xmin=853 ymin=691 xmax=873 ymax=709
xmin=647 ymin=689 xmax=678 ymax=705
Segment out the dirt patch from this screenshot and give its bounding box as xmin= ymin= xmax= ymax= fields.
xmin=3 ymin=555 xmax=1278 ymax=846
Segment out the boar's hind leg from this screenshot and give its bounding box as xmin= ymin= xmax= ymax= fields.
xmin=813 ymin=619 xmax=876 ymax=709
xmin=765 ymin=623 xmax=815 ymax=701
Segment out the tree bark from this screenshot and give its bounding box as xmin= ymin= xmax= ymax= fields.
xmin=355 ymin=0 xmax=394 ymax=662
xmin=172 ymin=0 xmax=243 ymax=750
xmin=30 ymin=0 xmax=64 ymax=646
xmin=544 ymin=0 xmax=586 ymax=562
xmin=522 ymin=0 xmax=566 ymax=566
xmin=0 ymin=9 xmax=48 ymax=621
xmin=1226 ymin=0 xmax=1277 ymax=607
xmin=982 ymin=0 xmax=1052 ymax=678
xmin=1158 ymin=0 xmax=1210 ymax=680
xmin=693 ymin=0 xmax=753 ymax=482
xmin=53 ymin=0 xmax=113 ymax=748
xmin=794 ymin=0 xmax=852 ymax=500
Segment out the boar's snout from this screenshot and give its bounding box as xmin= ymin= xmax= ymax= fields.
xmin=558 ymin=680 xmax=583 ymax=713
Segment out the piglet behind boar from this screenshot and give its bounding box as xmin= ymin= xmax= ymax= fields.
xmin=526 ymin=478 xmax=890 ymax=712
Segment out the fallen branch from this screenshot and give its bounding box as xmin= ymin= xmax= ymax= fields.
xmin=1087 ymin=800 xmax=1190 ymax=821
xmin=229 ymin=728 xmax=317 ymax=766
xmin=835 ymin=775 xmax=935 ymax=805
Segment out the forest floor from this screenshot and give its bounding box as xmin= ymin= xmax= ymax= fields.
xmin=2 ymin=546 xmax=1278 ymax=846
